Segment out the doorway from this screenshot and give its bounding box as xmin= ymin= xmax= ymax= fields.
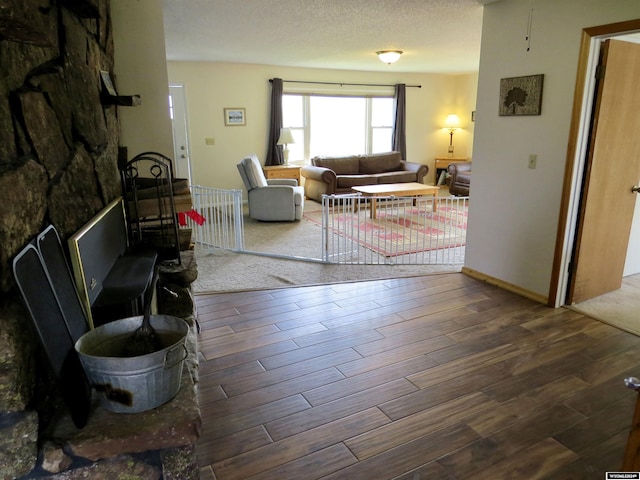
xmin=169 ymin=84 xmax=192 ymax=184
xmin=568 ymin=37 xmax=640 ymax=302
xmin=550 ymin=21 xmax=640 ymax=330
xmin=571 ymin=273 xmax=640 ymax=335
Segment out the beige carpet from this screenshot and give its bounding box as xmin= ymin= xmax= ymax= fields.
xmin=569 ymin=273 xmax=640 ymax=336
xmin=192 ymin=198 xmax=462 ymax=294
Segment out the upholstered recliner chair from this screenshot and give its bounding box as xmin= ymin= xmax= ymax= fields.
xmin=448 ymin=162 xmax=472 ymax=196
xmin=237 ymin=155 xmax=305 ymax=221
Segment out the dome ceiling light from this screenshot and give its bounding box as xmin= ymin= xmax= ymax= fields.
xmin=376 ymin=50 xmax=403 ymax=65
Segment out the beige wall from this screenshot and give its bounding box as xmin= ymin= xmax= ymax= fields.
xmin=111 ymin=0 xmax=174 ymax=159
xmin=454 ymin=74 xmax=478 ymax=158
xmin=466 ymin=0 xmax=640 ymax=301
xmin=167 ymin=62 xmax=477 ymax=191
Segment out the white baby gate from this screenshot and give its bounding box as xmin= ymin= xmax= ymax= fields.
xmin=319 ymin=194 xmax=467 ymax=265
xmin=183 ymin=186 xmax=466 ymax=265
xmin=183 ymin=186 xmax=244 ymax=251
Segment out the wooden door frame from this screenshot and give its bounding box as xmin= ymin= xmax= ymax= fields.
xmin=549 ymin=19 xmax=640 ymax=307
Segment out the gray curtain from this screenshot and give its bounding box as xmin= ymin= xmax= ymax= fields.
xmin=392 ymin=83 xmax=407 ymax=159
xmin=265 ymin=78 xmax=284 ymax=166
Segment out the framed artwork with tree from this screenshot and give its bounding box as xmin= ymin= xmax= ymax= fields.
xmin=499 ymin=74 xmax=544 ymax=116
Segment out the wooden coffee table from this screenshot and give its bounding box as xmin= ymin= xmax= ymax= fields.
xmin=352 ymin=182 xmax=439 ymax=218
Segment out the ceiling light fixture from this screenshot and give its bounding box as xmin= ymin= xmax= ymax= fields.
xmin=376 ymin=50 xmax=403 ymax=65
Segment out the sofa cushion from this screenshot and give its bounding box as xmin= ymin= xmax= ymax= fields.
xmin=312 ymin=155 xmax=360 ymax=175
xmin=337 ymin=175 xmax=379 ymax=189
xmin=358 ymin=151 xmax=402 ymax=174
xmin=376 ymin=171 xmax=418 ymax=184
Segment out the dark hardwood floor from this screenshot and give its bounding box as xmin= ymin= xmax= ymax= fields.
xmin=194 ymin=273 xmax=640 ymax=479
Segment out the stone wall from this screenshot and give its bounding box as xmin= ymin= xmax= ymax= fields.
xmin=0 ymin=1 xmax=181 ymax=478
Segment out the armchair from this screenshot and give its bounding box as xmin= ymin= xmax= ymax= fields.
xmin=237 ymin=155 xmax=305 ymax=221
xmin=447 ymin=162 xmax=472 ymax=196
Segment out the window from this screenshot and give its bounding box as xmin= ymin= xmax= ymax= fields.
xmin=282 ymin=94 xmax=394 ymax=163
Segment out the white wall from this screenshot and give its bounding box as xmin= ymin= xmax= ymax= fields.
xmin=111 ymin=0 xmax=174 ymax=159
xmin=466 ymin=0 xmax=640 ymax=300
xmin=166 ymin=62 xmax=477 ymax=191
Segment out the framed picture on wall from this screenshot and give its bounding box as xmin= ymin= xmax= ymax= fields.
xmin=224 ymin=108 xmax=246 ymax=126
xmin=499 ymin=74 xmax=544 ymax=116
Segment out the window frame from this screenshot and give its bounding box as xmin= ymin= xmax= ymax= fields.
xmin=282 ymin=93 xmax=394 ymax=163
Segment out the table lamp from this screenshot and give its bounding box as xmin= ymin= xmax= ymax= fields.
xmin=443 ymin=114 xmax=460 ymax=157
xmin=277 ymin=128 xmax=295 ymax=165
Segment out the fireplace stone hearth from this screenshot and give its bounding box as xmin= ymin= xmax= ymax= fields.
xmin=0 ymin=1 xmax=201 ymax=478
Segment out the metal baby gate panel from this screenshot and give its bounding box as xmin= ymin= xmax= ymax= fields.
xmin=320 ymin=194 xmax=467 ymax=265
xmin=182 ymin=186 xmax=244 ymax=251
xmin=182 ymin=186 xmax=466 ymax=265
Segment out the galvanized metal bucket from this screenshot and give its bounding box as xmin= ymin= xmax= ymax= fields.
xmin=74 ymin=314 xmax=189 ymax=413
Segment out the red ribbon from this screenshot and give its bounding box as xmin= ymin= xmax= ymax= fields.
xmin=181 ymin=209 xmax=206 ymax=226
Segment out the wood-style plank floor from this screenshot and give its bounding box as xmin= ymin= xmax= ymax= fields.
xmin=195 ymin=273 xmax=640 ymax=479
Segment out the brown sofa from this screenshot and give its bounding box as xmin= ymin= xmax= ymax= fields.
xmin=300 ymin=151 xmax=428 ymax=202
xmin=448 ymin=162 xmax=471 ymax=196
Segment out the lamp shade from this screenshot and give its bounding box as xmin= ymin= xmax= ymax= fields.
xmin=376 ymin=50 xmax=403 ymax=65
xmin=444 ymin=114 xmax=461 ymax=129
xmin=277 ymin=128 xmax=295 ymax=145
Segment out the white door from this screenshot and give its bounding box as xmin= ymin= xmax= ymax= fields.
xmin=169 ymin=85 xmax=192 ymax=183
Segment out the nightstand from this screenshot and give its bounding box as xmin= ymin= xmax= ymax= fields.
xmin=263 ymin=165 xmax=302 ymax=184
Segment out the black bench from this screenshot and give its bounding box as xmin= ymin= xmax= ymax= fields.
xmin=68 ymin=197 xmax=157 ymax=328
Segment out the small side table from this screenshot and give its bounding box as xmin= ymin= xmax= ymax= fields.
xmin=263 ymin=165 xmax=302 ymax=185
xmin=434 ymin=157 xmax=470 ymax=185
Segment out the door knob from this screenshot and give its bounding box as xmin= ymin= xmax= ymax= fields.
xmin=633 ymin=185 xmax=640 ymax=193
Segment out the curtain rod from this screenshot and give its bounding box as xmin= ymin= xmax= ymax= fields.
xmin=269 ymin=79 xmax=421 ymax=88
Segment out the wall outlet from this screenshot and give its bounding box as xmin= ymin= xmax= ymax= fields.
xmin=205 ymin=137 xmax=215 ymax=145
xmin=528 ymin=154 xmax=537 ymax=169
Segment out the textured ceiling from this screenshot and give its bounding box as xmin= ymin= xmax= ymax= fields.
xmin=162 ymin=0 xmax=497 ymax=74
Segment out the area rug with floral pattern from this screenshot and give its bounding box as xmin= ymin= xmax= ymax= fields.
xmin=303 ymin=199 xmax=468 ymax=257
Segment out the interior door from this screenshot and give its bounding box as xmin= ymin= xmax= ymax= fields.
xmin=169 ymin=85 xmax=192 ymax=183
xmin=568 ymin=39 xmax=640 ymax=304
